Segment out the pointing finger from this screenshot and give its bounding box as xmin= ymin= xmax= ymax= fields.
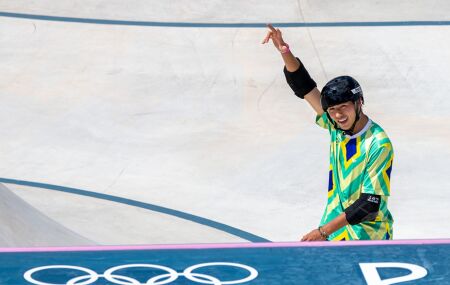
xmin=267 ymin=23 xmax=277 ymax=33
xmin=262 ymin=31 xmax=272 ymax=44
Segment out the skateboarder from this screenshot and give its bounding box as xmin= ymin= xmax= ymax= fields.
xmin=262 ymin=24 xmax=394 ymax=241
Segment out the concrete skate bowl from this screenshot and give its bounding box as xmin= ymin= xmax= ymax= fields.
xmin=0 ymin=1 xmax=449 ymax=246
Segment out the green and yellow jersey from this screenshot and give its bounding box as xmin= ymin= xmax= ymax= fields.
xmin=316 ymin=113 xmax=394 ymax=240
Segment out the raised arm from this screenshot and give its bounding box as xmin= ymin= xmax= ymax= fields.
xmin=262 ymin=24 xmax=323 ymax=116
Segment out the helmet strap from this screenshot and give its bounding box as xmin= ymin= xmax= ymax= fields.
xmin=343 ymin=100 xmax=362 ymax=136
xmin=326 ymin=112 xmax=339 ymax=131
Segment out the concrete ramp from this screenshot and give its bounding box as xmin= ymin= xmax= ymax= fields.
xmin=0 ymin=183 xmax=92 ymax=246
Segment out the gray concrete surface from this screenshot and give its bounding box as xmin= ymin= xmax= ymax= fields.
xmin=0 ymin=184 xmax=92 ymax=246
xmin=0 ymin=1 xmax=449 ymax=246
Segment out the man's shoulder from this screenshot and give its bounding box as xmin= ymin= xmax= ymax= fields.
xmin=366 ymin=121 xmax=393 ymax=151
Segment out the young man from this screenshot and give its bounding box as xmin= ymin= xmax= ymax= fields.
xmin=262 ymin=25 xmax=394 ymax=241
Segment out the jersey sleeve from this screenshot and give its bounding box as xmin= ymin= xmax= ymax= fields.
xmin=315 ymin=112 xmax=334 ymax=134
xmin=362 ymin=143 xmax=394 ymax=196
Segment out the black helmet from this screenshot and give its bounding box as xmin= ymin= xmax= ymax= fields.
xmin=320 ymin=76 xmax=363 ymax=111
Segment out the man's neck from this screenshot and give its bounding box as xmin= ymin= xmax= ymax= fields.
xmin=352 ymin=114 xmax=369 ymax=134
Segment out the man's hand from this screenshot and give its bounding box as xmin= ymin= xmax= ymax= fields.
xmin=301 ymin=214 xmax=349 ymax=242
xmin=301 ymin=229 xmax=327 ymax=242
xmin=261 ymin=24 xmax=289 ymax=53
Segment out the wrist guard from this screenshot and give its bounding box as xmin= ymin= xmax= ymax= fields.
xmin=283 ymin=57 xmax=317 ymax=99
xmin=344 ymin=193 xmax=381 ymax=225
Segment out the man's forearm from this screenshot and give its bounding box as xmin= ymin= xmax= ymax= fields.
xmin=281 ymin=50 xmax=301 ymax=72
xmin=321 ymin=213 xmax=349 ymax=237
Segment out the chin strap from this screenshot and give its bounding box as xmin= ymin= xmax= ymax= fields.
xmin=327 ymin=100 xmax=362 ymax=136
xmin=343 ymin=104 xmax=361 ymax=136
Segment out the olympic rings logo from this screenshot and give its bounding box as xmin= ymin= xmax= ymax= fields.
xmin=24 ymin=262 xmax=258 ymax=285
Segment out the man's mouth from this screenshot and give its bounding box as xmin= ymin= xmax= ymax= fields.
xmin=337 ymin=118 xmax=348 ymax=125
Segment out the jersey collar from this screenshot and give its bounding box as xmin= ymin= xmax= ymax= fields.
xmin=345 ymin=118 xmax=372 ymax=139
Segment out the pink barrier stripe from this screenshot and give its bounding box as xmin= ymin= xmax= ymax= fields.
xmin=0 ymin=239 xmax=449 ymax=253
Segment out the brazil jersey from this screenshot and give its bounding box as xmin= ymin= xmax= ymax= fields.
xmin=316 ymin=113 xmax=394 ymax=240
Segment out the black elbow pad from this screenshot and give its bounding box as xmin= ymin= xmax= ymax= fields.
xmin=345 ymin=194 xmax=381 ymax=225
xmin=283 ymin=58 xmax=317 ymax=99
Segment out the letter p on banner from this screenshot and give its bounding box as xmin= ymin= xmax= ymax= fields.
xmin=359 ymin=262 xmax=428 ymax=285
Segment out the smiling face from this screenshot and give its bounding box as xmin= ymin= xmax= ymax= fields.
xmin=327 ymin=101 xmax=359 ymax=130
